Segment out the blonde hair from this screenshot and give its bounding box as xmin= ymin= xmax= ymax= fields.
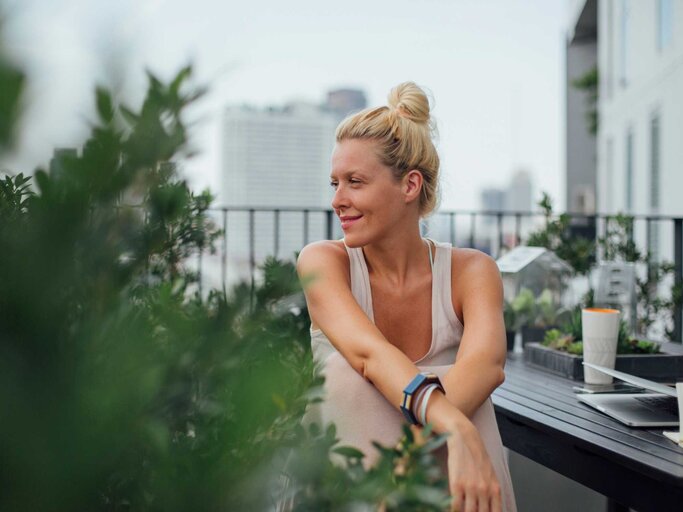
xmin=335 ymin=82 xmax=440 ymax=217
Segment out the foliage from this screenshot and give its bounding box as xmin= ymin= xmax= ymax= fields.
xmin=542 ymin=307 xmax=661 ymax=356
xmin=541 ymin=329 xmax=582 ymax=356
xmin=509 ymin=288 xmax=535 ymax=331
xmin=525 ymin=192 xmax=595 ymax=275
xmin=503 ymin=300 xmax=516 ymax=332
xmin=597 ymin=214 xmax=683 ymax=340
xmin=0 ymin=25 xmax=24 ymax=149
xmin=0 ymin=26 xmax=450 ymax=511
xmin=534 ymin=289 xmax=570 ymax=328
xmin=571 ymin=65 xmax=598 ymax=136
xmin=285 ymin=423 xmax=450 ymax=511
xmin=508 ymin=287 xmax=570 ymax=330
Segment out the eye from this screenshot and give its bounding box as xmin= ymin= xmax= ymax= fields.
xmin=349 ymin=178 xmax=361 ymax=185
xmin=329 ymin=181 xmax=338 ymax=189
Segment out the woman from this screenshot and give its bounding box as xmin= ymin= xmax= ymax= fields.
xmin=296 ymin=82 xmax=516 ymax=512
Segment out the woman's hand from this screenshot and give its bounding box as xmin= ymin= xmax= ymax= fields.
xmin=446 ymin=422 xmax=502 ymax=512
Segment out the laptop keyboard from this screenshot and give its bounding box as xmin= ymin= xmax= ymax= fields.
xmin=634 ymin=396 xmax=679 ymax=416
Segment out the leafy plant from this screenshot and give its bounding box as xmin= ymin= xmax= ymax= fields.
xmin=503 ymin=300 xmax=517 ymax=332
xmin=534 ymin=289 xmax=570 ymax=328
xmin=0 ymin=24 xmax=451 ymax=511
xmin=510 ymin=287 xmax=536 ymax=330
xmin=525 ymin=192 xmax=595 ymax=275
xmin=598 ymin=214 xmax=683 ymax=340
xmin=571 ymin=65 xmax=598 ymax=136
xmin=544 ymin=307 xmax=662 ymax=356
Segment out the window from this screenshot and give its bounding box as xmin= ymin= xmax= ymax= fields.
xmin=625 ymin=129 xmax=634 ymax=212
xmin=619 ymin=0 xmax=630 ymax=87
xmin=657 ymin=0 xmax=674 ymax=51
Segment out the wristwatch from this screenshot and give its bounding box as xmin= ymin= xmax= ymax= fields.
xmin=400 ymin=372 xmax=445 ymax=425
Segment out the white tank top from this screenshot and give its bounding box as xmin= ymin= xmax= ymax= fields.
xmin=304 ymin=238 xmax=517 ymax=512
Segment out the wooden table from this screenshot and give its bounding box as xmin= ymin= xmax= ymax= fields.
xmin=493 ymin=354 xmax=683 ymax=512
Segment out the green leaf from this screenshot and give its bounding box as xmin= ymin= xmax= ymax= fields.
xmin=95 ymin=86 xmax=114 ymax=124
xmin=332 ymin=446 xmax=366 ymax=460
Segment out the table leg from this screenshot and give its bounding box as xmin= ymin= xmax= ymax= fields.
xmin=607 ymin=499 xmax=629 ymax=512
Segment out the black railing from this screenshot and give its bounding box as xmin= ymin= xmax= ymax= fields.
xmin=201 ymin=207 xmax=683 ymax=342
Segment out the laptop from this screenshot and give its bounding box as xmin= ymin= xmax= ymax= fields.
xmin=576 ymin=363 xmax=680 ymax=427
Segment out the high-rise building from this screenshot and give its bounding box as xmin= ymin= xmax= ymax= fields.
xmin=593 ymin=0 xmax=683 ymax=262
xmin=222 ymin=103 xmax=336 ymax=209
xmin=566 ymin=0 xmax=598 ymax=215
xmin=506 ymin=169 xmax=534 ymax=213
xmin=481 ymin=187 xmax=507 ymax=213
xmin=325 ymin=88 xmax=367 ymax=122
xmin=221 ymin=101 xmax=338 ymax=270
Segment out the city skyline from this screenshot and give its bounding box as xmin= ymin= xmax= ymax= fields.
xmin=3 ymin=0 xmax=566 ymax=213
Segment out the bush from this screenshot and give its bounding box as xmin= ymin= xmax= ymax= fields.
xmin=0 ymin=26 xmax=449 ymax=511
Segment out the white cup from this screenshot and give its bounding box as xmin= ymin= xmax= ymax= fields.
xmin=582 ymin=308 xmax=621 ymax=384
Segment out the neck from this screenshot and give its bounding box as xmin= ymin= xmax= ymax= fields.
xmin=361 ymin=226 xmax=432 ymax=288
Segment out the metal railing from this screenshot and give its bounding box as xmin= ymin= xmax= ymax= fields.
xmin=199 ymin=206 xmax=683 ymax=342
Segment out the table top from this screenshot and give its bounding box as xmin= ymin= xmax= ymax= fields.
xmin=492 ymin=353 xmax=683 ymax=511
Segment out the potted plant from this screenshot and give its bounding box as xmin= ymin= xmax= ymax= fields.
xmin=510 ymin=288 xmax=536 ymax=346
xmin=503 ymin=300 xmax=517 ymax=352
xmin=523 ymin=289 xmax=571 ymax=344
xmin=523 ymin=306 xmax=683 ymax=381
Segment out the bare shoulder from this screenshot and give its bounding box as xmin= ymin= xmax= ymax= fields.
xmin=296 ymin=240 xmax=350 ymax=283
xmin=451 ymin=247 xmax=501 ymax=282
xmin=450 ymin=248 xmax=503 ymax=313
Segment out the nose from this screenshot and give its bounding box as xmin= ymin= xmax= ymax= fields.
xmin=331 ymin=183 xmax=349 ymax=212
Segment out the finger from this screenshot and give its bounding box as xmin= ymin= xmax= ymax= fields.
xmin=490 ymin=485 xmax=503 ymax=512
xmin=463 ymin=488 xmax=477 ymax=512
xmin=451 ymin=489 xmax=464 ymax=512
xmin=478 ymin=487 xmax=490 ymax=512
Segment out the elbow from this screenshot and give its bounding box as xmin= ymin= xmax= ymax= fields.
xmin=495 ymin=366 xmax=506 ymax=389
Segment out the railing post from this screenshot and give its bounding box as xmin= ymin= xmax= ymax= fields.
xmin=326 ymin=209 xmax=334 ymax=240
xmin=221 ymin=209 xmax=227 ymax=292
xmin=469 ymin=213 xmax=476 ymax=249
xmin=197 ymin=248 xmax=203 ymax=298
xmin=497 ymin=212 xmax=504 ymax=258
xmin=515 ymin=213 xmax=521 ymax=247
xmin=249 ymin=209 xmax=255 ymax=311
xmin=674 ymin=218 xmax=682 ymax=342
xmin=449 ymin=212 xmax=455 ymax=245
xmin=303 ymin=209 xmax=309 ymax=246
xmin=274 ymin=209 xmax=280 ymax=258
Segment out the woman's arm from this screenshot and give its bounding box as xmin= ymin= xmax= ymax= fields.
xmin=442 ymin=250 xmax=507 ymax=418
xmin=297 ymin=241 xmax=502 ymax=511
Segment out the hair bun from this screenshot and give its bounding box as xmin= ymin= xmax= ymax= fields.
xmin=387 ymin=82 xmax=431 ymax=124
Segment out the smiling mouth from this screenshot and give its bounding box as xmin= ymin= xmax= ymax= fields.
xmin=340 ymin=215 xmax=362 ymax=229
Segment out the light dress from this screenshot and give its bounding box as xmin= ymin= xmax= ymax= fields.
xmin=304 ymin=238 xmax=517 ymax=512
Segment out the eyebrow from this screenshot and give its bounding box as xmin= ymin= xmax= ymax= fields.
xmin=329 ymin=169 xmax=367 ymax=180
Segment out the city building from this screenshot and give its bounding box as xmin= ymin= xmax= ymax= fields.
xmin=220 ymin=99 xmax=339 ymax=277
xmin=566 ymin=0 xmax=598 ymax=216
xmin=325 ymin=88 xmax=367 ymax=122
xmin=596 ymin=0 xmax=682 ymax=262
xmin=506 ymin=169 xmax=534 ymax=213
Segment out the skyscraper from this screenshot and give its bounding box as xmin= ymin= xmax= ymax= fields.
xmin=221 ymin=101 xmax=338 ymax=270
xmin=325 ymin=88 xmax=367 ymax=122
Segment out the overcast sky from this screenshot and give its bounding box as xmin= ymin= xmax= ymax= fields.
xmin=4 ymin=0 xmax=568 ymax=211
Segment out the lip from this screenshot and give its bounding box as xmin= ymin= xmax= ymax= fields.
xmin=340 ymin=215 xmax=362 ymax=230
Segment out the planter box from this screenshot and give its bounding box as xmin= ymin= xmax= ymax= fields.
xmin=523 ymin=342 xmax=683 ymax=382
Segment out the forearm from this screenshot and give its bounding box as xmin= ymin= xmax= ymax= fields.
xmin=442 ymin=354 xmax=505 ymax=418
xmin=363 ymin=344 xmax=472 ymax=435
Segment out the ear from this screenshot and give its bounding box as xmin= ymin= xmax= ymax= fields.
xmin=402 ymin=170 xmax=423 ymax=206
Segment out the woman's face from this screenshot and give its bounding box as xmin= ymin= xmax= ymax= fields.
xmin=330 ymin=138 xmax=412 ymax=247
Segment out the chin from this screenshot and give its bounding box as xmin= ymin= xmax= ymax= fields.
xmin=342 ymin=233 xmax=369 ymax=248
